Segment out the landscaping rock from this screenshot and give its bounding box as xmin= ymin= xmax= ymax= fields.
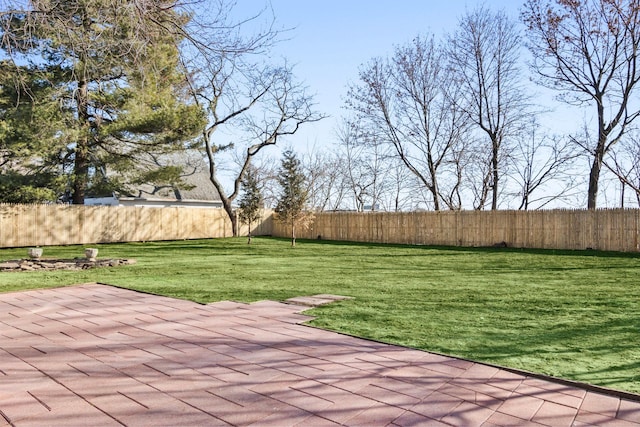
xmin=0 ymin=262 xmax=20 ymax=269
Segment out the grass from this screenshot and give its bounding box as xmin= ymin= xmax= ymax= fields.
xmin=1 ymin=237 xmax=639 ymax=394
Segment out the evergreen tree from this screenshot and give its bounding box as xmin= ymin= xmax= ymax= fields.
xmin=0 ymin=0 xmax=205 ymax=203
xmin=0 ymin=60 xmax=68 ymax=202
xmin=275 ymin=149 xmax=313 ymax=246
xmin=237 ymin=165 xmax=263 ymax=244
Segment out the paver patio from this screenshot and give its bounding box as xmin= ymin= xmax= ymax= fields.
xmin=0 ymin=283 xmax=638 ymax=426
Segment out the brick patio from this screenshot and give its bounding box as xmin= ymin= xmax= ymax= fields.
xmin=0 ymin=284 xmax=638 ymax=426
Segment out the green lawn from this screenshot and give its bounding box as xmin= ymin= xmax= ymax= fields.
xmin=1 ymin=237 xmax=639 ymax=394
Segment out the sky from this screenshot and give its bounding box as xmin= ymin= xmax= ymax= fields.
xmin=233 ymin=0 xmax=528 ymax=150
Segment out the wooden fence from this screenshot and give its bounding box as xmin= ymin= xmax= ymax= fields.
xmin=0 ymin=204 xmax=273 ymax=248
xmin=2 ymin=204 xmax=638 ymax=252
xmin=271 ymin=209 xmax=640 ymax=252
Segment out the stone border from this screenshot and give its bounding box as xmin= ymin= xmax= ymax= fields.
xmin=0 ymin=258 xmax=136 ymax=272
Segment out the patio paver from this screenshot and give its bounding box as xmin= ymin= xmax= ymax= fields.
xmin=0 ymin=283 xmax=639 ymax=426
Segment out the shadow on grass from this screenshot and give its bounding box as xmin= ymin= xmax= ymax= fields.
xmin=570 ymin=360 xmax=640 ymax=387
xmin=458 ymin=316 xmax=640 ymax=392
xmin=265 ymin=236 xmax=640 ymax=259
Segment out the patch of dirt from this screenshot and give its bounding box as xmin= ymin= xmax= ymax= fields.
xmin=0 ymin=258 xmax=136 ymax=272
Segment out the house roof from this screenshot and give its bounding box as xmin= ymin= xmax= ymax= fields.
xmin=123 ymin=151 xmax=222 ymax=203
xmin=131 ymin=170 xmax=221 ymax=202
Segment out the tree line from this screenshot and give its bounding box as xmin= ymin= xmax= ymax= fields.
xmin=2 ymin=0 xmax=640 ymax=234
xmin=335 ymin=0 xmax=640 ymax=211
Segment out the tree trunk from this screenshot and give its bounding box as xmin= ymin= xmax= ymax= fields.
xmin=428 ymin=153 xmax=440 ymax=211
xmin=228 ymin=206 xmax=238 ymax=237
xmin=72 ymin=79 xmax=90 ymax=205
xmin=291 ymin=221 xmax=296 ymax=247
xmin=72 ymin=141 xmax=89 ymax=204
xmin=587 ymin=152 xmax=603 ymax=210
xmin=588 ymin=121 xmax=607 ymax=209
xmin=431 ymin=184 xmax=440 ymax=211
xmin=218 ymin=193 xmax=238 ymax=236
xmin=204 ymin=140 xmax=239 ymax=237
xmin=491 ymin=139 xmax=499 ymax=210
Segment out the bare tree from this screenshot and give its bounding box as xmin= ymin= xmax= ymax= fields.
xmin=335 ymin=120 xmax=393 ymax=211
xmin=522 ymin=0 xmax=640 ymax=209
xmin=510 ymin=119 xmax=580 ymax=210
xmin=301 ymin=145 xmax=348 ymax=212
xmin=178 ymin=2 xmax=323 ymax=235
xmin=603 ymin=131 xmax=640 ymax=206
xmin=439 ymin=139 xmax=471 ymax=210
xmin=383 ymin=158 xmax=420 ymax=212
xmin=464 ymin=144 xmax=494 ymax=210
xmin=345 ymin=35 xmax=469 ymax=211
xmin=447 ymin=6 xmax=531 ymax=210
